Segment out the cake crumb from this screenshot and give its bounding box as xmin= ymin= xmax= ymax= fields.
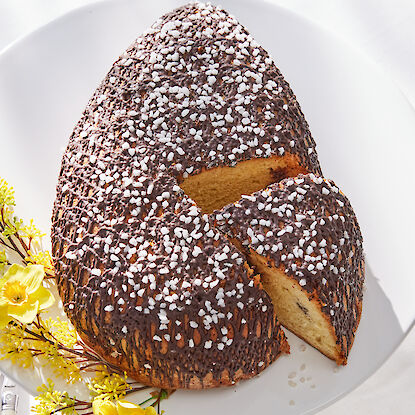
xmin=288 ymin=371 xmax=296 ymax=379
xmin=288 ymin=380 xmax=297 ymax=387
xmin=300 ymin=344 xmax=307 ymax=352
xmin=289 ymin=400 xmax=295 ymax=406
xmin=300 ymin=363 xmax=306 ymax=371
xmin=300 ymin=377 xmax=305 ymax=383
xmin=311 ymin=384 xmax=316 ymax=389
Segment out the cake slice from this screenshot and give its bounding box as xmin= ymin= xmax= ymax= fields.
xmin=214 ymin=174 xmax=364 ymax=364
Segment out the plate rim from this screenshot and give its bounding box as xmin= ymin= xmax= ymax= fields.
xmin=0 ymin=0 xmax=414 ymax=413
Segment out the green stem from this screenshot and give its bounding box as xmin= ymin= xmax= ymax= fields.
xmin=139 ymin=396 xmax=156 ymax=406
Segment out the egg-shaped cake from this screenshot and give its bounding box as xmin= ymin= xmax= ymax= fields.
xmin=51 ymin=2 xmax=364 ymax=390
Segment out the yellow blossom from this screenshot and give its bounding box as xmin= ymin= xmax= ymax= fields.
xmin=20 ymin=219 xmax=45 ymax=240
xmin=25 ymin=250 xmax=54 ymax=275
xmin=117 ymin=400 xmax=145 ymax=415
xmin=89 ymin=371 xmax=131 ymax=401
xmin=0 ymin=250 xmax=7 ymax=274
xmin=117 ymin=401 xmax=157 ymax=415
xmin=0 ymin=264 xmax=54 ymax=328
xmin=0 ymin=323 xmax=34 ymax=368
xmin=144 ymin=406 xmax=157 ymax=415
xmin=0 ymin=178 xmax=15 ymax=207
xmin=93 ymin=399 xmax=118 ymax=415
xmin=33 ymin=379 xmax=76 ymax=414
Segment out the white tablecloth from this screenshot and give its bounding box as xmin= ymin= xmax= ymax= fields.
xmin=0 ymin=1 xmax=414 ymax=414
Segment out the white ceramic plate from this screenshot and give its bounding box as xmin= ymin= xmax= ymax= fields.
xmin=0 ymin=0 xmax=414 ymax=413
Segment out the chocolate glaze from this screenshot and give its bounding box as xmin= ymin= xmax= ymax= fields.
xmin=214 ymin=174 xmax=365 ymax=361
xmin=48 ymin=1 xmax=334 ymax=388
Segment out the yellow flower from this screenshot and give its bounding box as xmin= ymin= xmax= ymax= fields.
xmin=117 ymin=401 xmax=157 ymax=415
xmin=92 ymin=399 xmax=118 ymax=415
xmin=0 ymin=264 xmax=54 ymax=328
xmin=20 ymin=219 xmax=45 ymax=239
xmin=25 ymin=250 xmax=54 ymax=274
xmin=117 ymin=400 xmax=146 ymax=415
xmin=92 ymin=399 xmax=158 ymax=415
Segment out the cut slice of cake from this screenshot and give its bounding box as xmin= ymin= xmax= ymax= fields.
xmin=214 ymin=174 xmax=364 ymax=364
